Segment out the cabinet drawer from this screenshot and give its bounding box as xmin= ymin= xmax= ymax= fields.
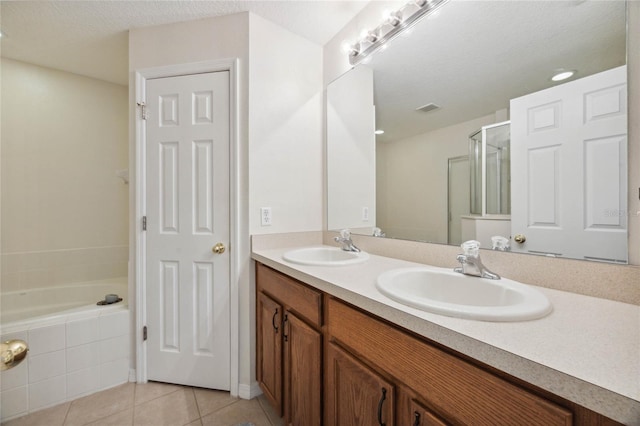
xmin=256 ymin=263 xmax=322 ymax=327
xmin=327 ymin=298 xmax=572 ymax=426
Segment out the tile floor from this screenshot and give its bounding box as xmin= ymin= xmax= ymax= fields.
xmin=2 ymin=382 xmax=284 ymax=426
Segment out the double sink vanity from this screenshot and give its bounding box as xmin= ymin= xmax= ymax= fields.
xmin=252 ymin=232 xmax=639 ymax=425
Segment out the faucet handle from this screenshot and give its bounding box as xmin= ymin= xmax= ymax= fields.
xmin=460 ymin=240 xmax=481 ymax=256
xmin=339 ymin=229 xmax=352 ymax=239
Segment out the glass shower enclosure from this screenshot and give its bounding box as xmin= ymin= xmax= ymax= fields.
xmin=469 ymin=121 xmax=511 ymax=216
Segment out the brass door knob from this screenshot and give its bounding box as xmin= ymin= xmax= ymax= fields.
xmin=212 ymin=243 xmax=226 ymax=254
xmin=1 ymin=339 xmax=28 ymax=371
xmin=514 ymin=234 xmax=526 ymax=244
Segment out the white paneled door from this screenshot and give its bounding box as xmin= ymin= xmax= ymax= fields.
xmin=510 ymin=66 xmax=627 ymax=262
xmin=145 ymin=72 xmax=230 ymax=389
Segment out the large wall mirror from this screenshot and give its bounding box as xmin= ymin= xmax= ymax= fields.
xmin=327 ymin=0 xmax=628 ymax=263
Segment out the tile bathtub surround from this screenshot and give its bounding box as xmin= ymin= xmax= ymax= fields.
xmin=0 ymin=310 xmax=130 ymax=422
xmin=1 ymin=246 xmax=128 ymax=293
xmin=1 ymin=382 xmax=283 ymax=426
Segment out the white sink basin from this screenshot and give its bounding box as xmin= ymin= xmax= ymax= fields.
xmin=376 ymin=267 xmax=552 ymax=321
xmin=283 ymin=246 xmax=369 ymax=266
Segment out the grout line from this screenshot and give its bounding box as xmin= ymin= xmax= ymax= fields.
xmin=192 ymin=386 xmax=203 ymax=420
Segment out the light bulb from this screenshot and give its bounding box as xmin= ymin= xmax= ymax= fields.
xmin=386 ymin=10 xmax=403 ymax=27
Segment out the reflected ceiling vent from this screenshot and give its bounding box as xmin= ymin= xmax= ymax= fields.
xmin=416 ymin=103 xmax=440 ymax=113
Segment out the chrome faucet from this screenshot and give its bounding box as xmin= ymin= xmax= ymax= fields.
xmin=334 ymin=229 xmax=361 ymax=252
xmin=454 ymin=240 xmax=500 ymax=280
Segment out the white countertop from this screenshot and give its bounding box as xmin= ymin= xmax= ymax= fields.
xmin=252 ymin=244 xmax=640 ymax=425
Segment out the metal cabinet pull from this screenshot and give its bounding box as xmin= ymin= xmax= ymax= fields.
xmin=377 ymin=387 xmax=387 ymax=426
xmin=413 ymin=411 xmax=421 ymax=426
xmin=272 ymin=308 xmax=279 ymax=333
xmin=282 ymin=314 xmax=289 ymax=342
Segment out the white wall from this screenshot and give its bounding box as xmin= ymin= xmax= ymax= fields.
xmin=248 ymin=13 xmax=324 ymax=235
xmin=1 ymin=59 xmax=129 ymax=292
xmin=377 ymin=114 xmax=496 ymax=243
xmin=327 ymin=65 xmax=375 ymax=231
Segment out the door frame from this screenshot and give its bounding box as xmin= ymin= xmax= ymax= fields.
xmin=447 ymin=155 xmax=469 ymax=245
xmin=133 ymin=59 xmax=240 ymax=396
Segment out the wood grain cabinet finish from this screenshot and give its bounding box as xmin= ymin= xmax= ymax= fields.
xmin=284 ymin=312 xmax=322 ymax=426
xmin=255 ymin=263 xmax=620 ymax=426
xmin=407 ymin=399 xmax=449 ymax=426
xmin=326 ymin=297 xmax=572 ymax=426
xmin=256 ymin=291 xmax=282 ymax=414
xmin=256 ymin=263 xmax=322 ymax=426
xmin=325 ymin=342 xmax=395 ymax=426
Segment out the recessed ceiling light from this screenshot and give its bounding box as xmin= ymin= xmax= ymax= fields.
xmin=551 ymin=70 xmax=576 ymax=82
xmin=375 ymin=130 xmax=385 ymax=135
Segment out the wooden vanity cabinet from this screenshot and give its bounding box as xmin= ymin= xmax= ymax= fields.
xmin=256 ymin=263 xmax=621 ymax=426
xmin=256 ymin=291 xmax=283 ymax=412
xmin=326 ymin=297 xmax=574 ymax=426
xmin=256 ymin=263 xmax=322 ymax=426
xmin=397 ymin=386 xmax=449 ymax=426
xmin=325 ymin=342 xmax=395 ymax=425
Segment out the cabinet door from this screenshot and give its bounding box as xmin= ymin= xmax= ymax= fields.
xmin=408 ymin=399 xmax=448 ymax=426
xmin=284 ymin=312 xmax=322 ymax=426
xmin=326 ymin=342 xmax=395 ymax=426
xmin=257 ymin=291 xmax=283 ymax=415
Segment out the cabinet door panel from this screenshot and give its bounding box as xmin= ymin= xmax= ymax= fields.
xmin=257 ymin=292 xmax=283 ymax=415
xmin=409 ymin=399 xmax=448 ymax=426
xmin=326 ymin=343 xmax=395 ymax=426
xmin=327 ymin=298 xmax=572 ymax=425
xmin=256 ymin=263 xmax=322 ymax=326
xmin=284 ymin=313 xmax=322 ymax=426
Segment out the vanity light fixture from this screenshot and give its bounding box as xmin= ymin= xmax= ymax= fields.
xmin=375 ymin=129 xmax=385 ymax=135
xmin=348 ymin=0 xmax=448 ymax=66
xmin=551 ymin=69 xmax=576 ymax=82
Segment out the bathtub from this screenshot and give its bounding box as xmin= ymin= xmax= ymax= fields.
xmin=0 ymin=277 xmax=131 ymax=422
xmin=1 ymin=278 xmax=128 ymax=325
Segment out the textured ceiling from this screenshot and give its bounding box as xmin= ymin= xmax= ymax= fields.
xmin=366 ymin=0 xmax=627 ymax=142
xmin=0 ymin=0 xmax=370 ymax=85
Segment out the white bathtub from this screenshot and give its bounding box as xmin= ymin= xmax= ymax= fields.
xmin=0 ymin=277 xmax=131 ymax=422
xmin=1 ymin=278 xmax=127 ymax=325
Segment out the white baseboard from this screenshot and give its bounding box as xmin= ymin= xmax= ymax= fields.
xmin=238 ymin=381 xmax=262 ymax=400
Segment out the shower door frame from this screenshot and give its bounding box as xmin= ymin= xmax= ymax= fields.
xmin=133 ymin=59 xmax=241 ymax=397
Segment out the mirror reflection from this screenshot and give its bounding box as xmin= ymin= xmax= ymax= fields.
xmin=327 ymin=0 xmax=628 ymax=263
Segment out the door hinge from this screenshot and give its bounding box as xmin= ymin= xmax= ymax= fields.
xmin=142 ymin=216 xmax=147 ymax=231
xmin=137 ymin=102 xmax=147 ymax=120
xmin=143 ymin=326 xmax=148 ymax=341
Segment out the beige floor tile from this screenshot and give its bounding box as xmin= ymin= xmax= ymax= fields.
xmin=64 ymin=383 xmax=135 ymax=426
xmin=84 ymin=408 xmax=133 ymax=426
xmin=200 ymin=399 xmax=270 ymax=426
xmin=133 ymin=388 xmax=199 ymax=426
xmin=2 ymin=402 xmax=71 ymax=426
xmin=134 ymin=382 xmax=183 ymax=406
xmin=185 ymin=420 xmax=203 ymax=426
xmin=257 ymin=395 xmax=283 ymax=426
xmin=193 ymin=388 xmax=238 ymax=418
